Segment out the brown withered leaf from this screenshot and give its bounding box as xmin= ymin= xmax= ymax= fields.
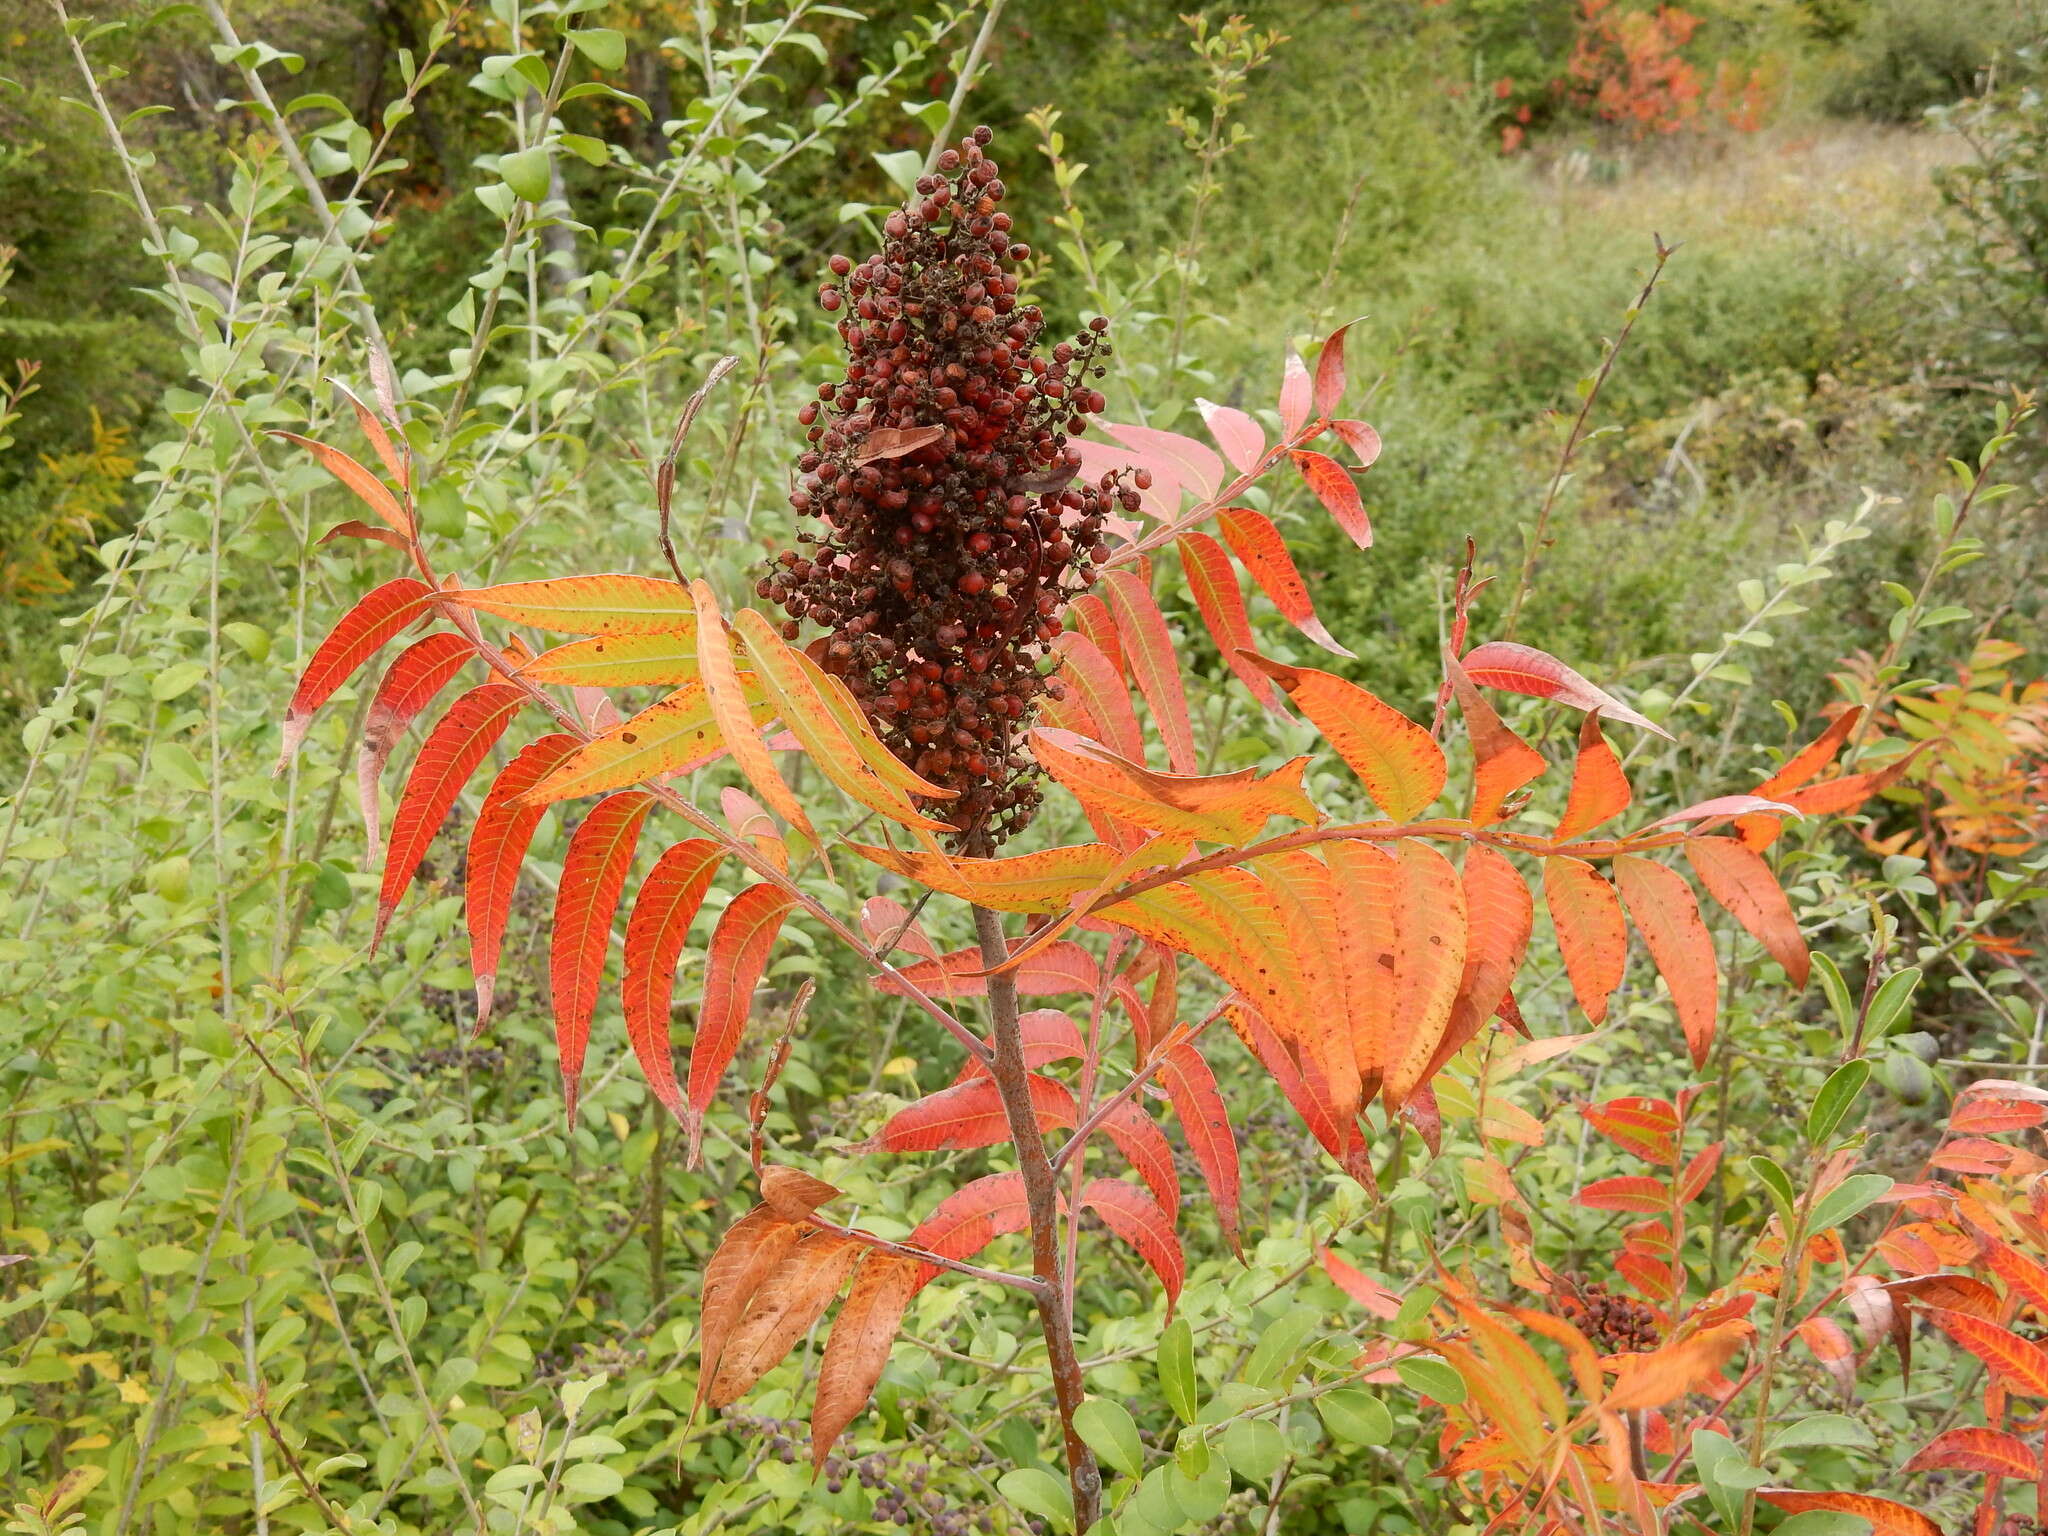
xmin=697 ymin=1208 xmax=805 ymax=1410
xmin=709 ymin=1230 xmax=862 ymax=1406
xmin=811 ymin=1252 xmax=921 ymax=1470
xmin=760 ymin=1165 xmax=843 ymax=1224
xmin=853 ymin=425 xmax=947 ymax=465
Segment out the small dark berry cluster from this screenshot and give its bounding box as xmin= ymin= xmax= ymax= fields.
xmin=724 ymin=1412 xmax=996 ymax=1533
xmin=1555 ymin=1273 xmax=1662 ymax=1355
xmin=764 ymin=125 xmax=1144 ymax=848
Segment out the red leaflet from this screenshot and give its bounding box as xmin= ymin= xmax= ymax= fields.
xmin=1951 ymin=1095 xmax=2048 ymax=1134
xmin=1178 ymin=533 xmax=1281 ymax=710
xmin=953 ymin=1009 xmax=1087 ymax=1081
xmin=906 ymin=1172 xmax=1033 ymax=1291
xmin=1319 ymin=1246 xmax=1401 ymax=1319
xmin=1082 ymin=1177 xmax=1185 ymax=1315
xmin=1426 ymin=845 xmax=1533 ymax=1085
xmin=1069 ymin=593 xmax=1126 ymax=677
xmin=1100 ymin=1098 xmax=1180 ymax=1225
xmin=277 ymin=577 xmax=434 ymax=769
xmin=357 ymin=633 xmax=475 ymax=856
xmin=1160 ymin=1042 xmax=1242 ymax=1258
xmin=687 ymin=883 xmax=796 ymax=1163
xmin=812 ymin=1252 xmax=920 ymax=1471
xmin=1195 ymin=397 xmax=1266 ymax=475
xmin=877 ymin=940 xmax=1101 ymax=1000
xmin=271 ymin=430 xmax=413 ymax=537
xmin=1577 ymin=1177 xmax=1669 ymax=1213
xmin=872 ymin=1074 xmax=1077 ymax=1152
xmin=551 ymin=791 xmax=655 ymax=1116
xmin=1583 ymin=1097 xmax=1680 ymax=1166
xmin=860 ymin=895 xmax=939 ymax=962
xmin=1100 ymin=570 xmax=1196 ymax=773
xmin=1448 ymin=654 xmax=1547 ymax=826
xmin=1051 ymin=632 xmax=1146 ymax=763
xmin=1975 ymin=1232 xmax=2048 ymax=1317
xmin=1757 ymin=1491 xmax=1941 ymax=1536
xmin=1330 ymin=418 xmax=1382 ymax=468
xmin=1292 ymin=448 xmax=1371 ymax=549
xmin=318 ymin=518 xmax=411 ymax=554
xmin=1226 ymin=1000 xmax=1353 ymax=1167
xmin=1545 ymin=857 xmax=1629 ymax=1023
xmin=1555 ymin=712 xmax=1631 ymax=842
xmin=467 ymin=733 xmax=579 ymax=1029
xmin=1677 ymin=1141 xmax=1722 ymax=1203
xmin=1459 ymin=641 xmax=1669 ymax=738
xmin=1313 ymin=323 xmax=1350 ymax=418
xmin=374 ymin=682 xmax=526 ymax=950
xmin=1246 ymin=654 xmax=1444 ymax=820
xmin=1216 ymin=506 xmax=1353 ymax=657
xmin=623 ymin=839 xmax=725 ymax=1121
xmin=1685 ymin=836 xmax=1809 ymax=987
xmin=1277 ymin=347 xmax=1313 ymax=438
xmin=1924 ymin=1306 xmax=2048 ymax=1396
xmin=1884 ymin=1273 xmax=2002 ymax=1320
xmin=1614 ymin=855 xmax=1720 ymax=1068
xmin=1902 ymin=1426 xmax=2038 ymax=1478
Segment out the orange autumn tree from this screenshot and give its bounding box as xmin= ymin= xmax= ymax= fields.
xmin=276 ymin=130 xmax=1901 ymax=1530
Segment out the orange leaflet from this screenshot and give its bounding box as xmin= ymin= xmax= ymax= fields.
xmin=1160 ymin=1042 xmax=1242 ymax=1259
xmin=1313 ymin=323 xmax=1350 ymax=418
xmin=1447 ymin=652 xmax=1547 ymax=826
xmin=622 ymin=839 xmax=725 ymax=1122
xmin=811 ymin=1252 xmax=921 ymax=1471
xmin=1319 ymin=1246 xmax=1400 ymax=1319
xmin=1582 ymin=1097 xmax=1680 ymax=1166
xmin=516 ymin=630 xmax=700 ymax=688
xmin=878 ymin=940 xmax=1100 ymax=1001
xmin=524 ymin=680 xmax=772 ymax=805
xmin=1100 ymin=569 xmax=1197 ymax=774
xmin=708 ymin=1230 xmax=862 ymax=1406
xmin=271 ymin=430 xmax=412 ymax=537
xmin=1217 ymin=506 xmax=1354 ymax=657
xmin=448 ymin=572 xmax=695 ymax=635
xmin=277 ymin=576 xmax=434 ymax=769
xmin=374 ymin=682 xmax=527 ymax=950
xmin=1602 ymin=1321 xmax=1749 ymax=1410
xmin=1459 ymin=640 xmax=1669 ymax=738
xmin=1614 ymin=855 xmax=1720 ymax=1068
xmin=1382 ymin=841 xmax=1469 ymax=1111
xmin=1424 ymin=845 xmax=1533 ymax=1086
xmin=870 ymin=1074 xmax=1076 ymax=1152
xmin=1951 ymin=1095 xmax=2048 ymax=1134
xmin=1030 ymin=727 xmax=1316 ymax=843
xmin=1577 ymin=1177 xmax=1669 ymax=1213
xmin=1243 ymin=654 xmax=1445 ymax=820
xmin=1188 ymin=865 xmax=1344 ymax=1107
xmin=1974 ymin=1231 xmax=2048 ymax=1317
xmin=356 ymin=633 xmax=475 ymax=856
xmin=1757 ymin=1491 xmax=1943 ymax=1536
xmin=1924 ymin=1307 xmax=2048 ymax=1396
xmin=1069 ymin=593 xmax=1125 ymax=676
xmin=1226 ymin=1000 xmax=1365 ymax=1177
xmin=689 ymin=580 xmax=815 ymax=840
xmin=759 ymin=1165 xmax=842 ymax=1222
xmin=1081 ymin=1177 xmax=1185 ymax=1316
xmin=687 ymin=883 xmax=797 ymax=1163
xmin=1050 ymin=631 xmax=1145 ymax=762
xmin=1178 ymin=533 xmax=1281 ymax=710
xmin=328 ymin=378 xmax=404 ymax=482
xmin=1101 ymin=1099 xmax=1180 ymax=1224
xmin=1277 ymin=347 xmax=1313 ymax=438
xmin=847 ymin=839 xmax=1123 ymax=914
xmin=1255 ymin=848 xmax=1361 ymax=1123
xmin=1555 ymin=712 xmax=1631 ymax=841
xmin=467 ymin=733 xmax=580 ymax=1029
xmin=1196 ymin=397 xmax=1266 ymax=474
xmin=1685 ymin=836 xmax=1810 ymax=987
xmin=697 ymin=1208 xmax=804 ymax=1410
xmin=551 ymin=791 xmax=655 ymax=1116
xmin=1545 ymin=857 xmax=1629 ymax=1023
xmin=1326 ymin=840 xmax=1398 ymax=1109
xmin=1292 ymin=448 xmax=1371 ymax=549
xmin=1757 ymin=706 xmax=1866 ymax=799
xmin=1902 ymin=1426 xmax=2039 ymax=1478
xmin=905 ymin=1172 xmax=1033 ymax=1292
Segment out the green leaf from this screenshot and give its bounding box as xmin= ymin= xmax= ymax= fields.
xmin=997 ymin=1468 xmax=1073 ymax=1531
xmin=1808 ymin=1173 xmax=1892 ymax=1234
xmin=1395 ymin=1356 xmax=1465 ymax=1404
xmin=1316 ymin=1388 xmax=1393 ymax=1445
xmin=499 ymin=146 xmax=553 ymax=203
xmin=1766 ymin=1412 xmax=1876 ymax=1456
xmin=1241 ymin=1306 xmax=1318 ymax=1390
xmin=151 ymin=742 xmax=210 ymax=794
xmin=222 ymin=621 xmax=270 ymax=660
xmin=567 ymin=27 xmax=626 ymax=71
xmin=1806 ymin=1060 xmax=1870 ymax=1147
xmin=1218 ymin=1419 xmax=1286 ymax=1482
xmin=558 ymin=1462 xmax=622 ymax=1503
xmin=1810 ymin=952 xmax=1854 ymax=1035
xmin=902 ymin=99 xmax=950 ymax=133
xmin=1864 ymin=967 xmax=1922 ymax=1041
xmin=873 ymin=148 xmax=923 ymax=198
xmin=1073 ymin=1398 xmax=1143 ymax=1479
xmin=1747 ymin=1154 xmax=1797 ymax=1232
xmin=1158 ymin=1318 xmax=1198 ymax=1423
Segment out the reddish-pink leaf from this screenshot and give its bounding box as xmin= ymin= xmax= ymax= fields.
xmin=1101 ymin=1099 xmax=1180 ymax=1225
xmin=1103 ymin=422 xmax=1226 ymax=500
xmin=954 ymin=1009 xmax=1087 ymax=1082
xmin=1100 ymin=569 xmax=1196 ymax=774
xmin=1951 ymin=1095 xmax=2048 ymax=1135
xmin=466 ymin=733 xmax=579 ymax=1029
xmin=1178 ymin=533 xmax=1280 ymax=710
xmin=1615 ymin=855 xmax=1720 ymax=1068
xmin=1313 ymin=324 xmax=1350 ymax=418
xmin=1277 ymin=348 xmax=1312 ymax=438
xmin=357 ymin=633 xmax=475 ymax=856
xmin=1069 ymin=593 xmax=1126 ymax=677
xmin=1319 ymin=1246 xmax=1400 ymax=1319
xmin=812 ymin=1252 xmax=920 ymax=1470
xmin=1160 ymin=1042 xmax=1242 ymax=1258
xmin=1459 ymin=641 xmax=1669 ymax=738
xmin=1050 ymin=631 xmax=1146 ymax=763
xmin=1643 ymin=793 xmax=1798 ymax=831
xmin=871 ymin=1074 xmax=1077 ymax=1152
xmin=1217 ymin=506 xmax=1353 ymax=658
xmin=1195 ymin=398 xmax=1267 ymax=475
xmin=271 ymin=430 xmax=413 ymax=536
xmin=1545 ymin=857 xmax=1629 ymax=1023
xmin=623 ymin=839 xmax=725 ymax=1121
xmin=1082 ymin=1177 xmax=1185 ymax=1315
xmin=1330 ymin=418 xmax=1382 ymax=468
xmin=906 ymin=1171 xmax=1033 ymax=1291
xmin=1226 ymin=1000 xmax=1365 ymax=1177
xmin=277 ymin=577 xmax=434 ymax=769
xmin=1902 ymin=1426 xmax=2038 ymax=1478
xmin=878 ymin=940 xmax=1101 ymax=1000
xmin=861 ymin=895 xmax=939 ymax=962
xmin=687 ymin=883 xmax=796 ymax=1162
xmin=551 ymin=791 xmax=655 ymax=1116
xmin=1292 ymin=448 xmax=1371 ymax=549
xmin=1577 ymin=1176 xmax=1669 ymax=1213
xmin=375 ymin=682 xmax=526 ymax=950
xmin=317 ymin=518 xmax=411 ymax=554
xmin=1686 ymin=836 xmax=1809 ymax=987
xmin=1555 ymin=711 xmax=1631 ymax=842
